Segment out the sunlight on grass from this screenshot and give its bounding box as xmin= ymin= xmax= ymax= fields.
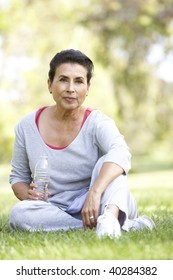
xmin=128 ymin=170 xmax=173 ymax=189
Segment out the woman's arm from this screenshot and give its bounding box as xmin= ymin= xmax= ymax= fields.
xmin=12 ymin=182 xmax=43 ymax=201
xmin=10 ymin=121 xmax=34 ymax=200
xmin=82 ymin=161 xmax=124 ymax=229
xmin=95 ymin=115 xmax=131 ymax=174
xmin=12 ymin=182 xmax=30 ymax=200
xmin=90 ymin=161 xmax=124 ymax=194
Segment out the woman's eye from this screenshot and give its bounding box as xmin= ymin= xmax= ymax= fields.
xmin=60 ymin=78 xmax=67 ymax=82
xmin=75 ymin=80 xmax=83 ymax=84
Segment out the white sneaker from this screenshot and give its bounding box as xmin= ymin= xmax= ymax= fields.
xmin=129 ymin=215 xmax=156 ymax=231
xmin=96 ymin=212 xmax=121 ymax=239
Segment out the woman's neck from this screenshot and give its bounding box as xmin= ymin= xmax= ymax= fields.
xmin=51 ymin=105 xmax=86 ymax=122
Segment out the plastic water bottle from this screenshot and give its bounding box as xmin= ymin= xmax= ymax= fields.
xmin=34 ymin=155 xmax=50 ymax=201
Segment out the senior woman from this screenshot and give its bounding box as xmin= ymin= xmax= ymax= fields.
xmin=9 ymin=49 xmax=155 ymax=238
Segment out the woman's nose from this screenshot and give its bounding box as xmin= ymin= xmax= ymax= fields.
xmin=67 ymin=81 xmax=75 ymax=92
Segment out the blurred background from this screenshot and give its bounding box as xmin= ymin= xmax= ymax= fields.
xmin=0 ymin=0 xmax=173 ymax=173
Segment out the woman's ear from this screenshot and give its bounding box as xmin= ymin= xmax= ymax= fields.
xmin=48 ymin=79 xmax=52 ymax=93
xmin=86 ymin=84 xmax=90 ymax=95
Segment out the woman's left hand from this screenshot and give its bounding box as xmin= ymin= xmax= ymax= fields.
xmin=81 ymin=188 xmax=101 ymax=229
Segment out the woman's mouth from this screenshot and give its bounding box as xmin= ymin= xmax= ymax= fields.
xmin=64 ymin=97 xmax=76 ymax=103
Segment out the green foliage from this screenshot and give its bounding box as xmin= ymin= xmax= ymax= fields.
xmin=0 ymin=0 xmax=173 ymax=161
xmin=76 ymin=0 xmax=173 ymax=153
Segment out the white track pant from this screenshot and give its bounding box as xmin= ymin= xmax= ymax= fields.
xmin=10 ymin=156 xmax=138 ymax=231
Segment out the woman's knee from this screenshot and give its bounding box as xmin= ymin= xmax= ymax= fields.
xmin=10 ymin=201 xmax=25 ymax=229
xmin=9 ymin=200 xmax=38 ymax=230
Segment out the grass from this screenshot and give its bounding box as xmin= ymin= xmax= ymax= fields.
xmin=0 ymin=161 xmax=173 ymax=260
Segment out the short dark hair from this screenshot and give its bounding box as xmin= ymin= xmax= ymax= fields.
xmin=48 ymin=49 xmax=94 ymax=85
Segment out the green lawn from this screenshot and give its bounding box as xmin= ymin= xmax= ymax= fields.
xmin=0 ymin=163 xmax=173 ymax=260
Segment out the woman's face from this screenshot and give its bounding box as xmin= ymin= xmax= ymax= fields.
xmin=48 ymin=63 xmax=89 ymax=111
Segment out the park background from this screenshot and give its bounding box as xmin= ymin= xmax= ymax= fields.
xmin=0 ymin=0 xmax=173 ymax=260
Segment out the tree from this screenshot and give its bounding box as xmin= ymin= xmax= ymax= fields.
xmin=76 ymin=0 xmax=173 ymax=153
xmin=0 ymin=0 xmax=173 ymax=160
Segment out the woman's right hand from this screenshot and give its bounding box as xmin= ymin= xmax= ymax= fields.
xmin=29 ymin=183 xmax=51 ymax=200
xmin=28 ymin=182 xmax=44 ymax=200
xmin=12 ymin=181 xmax=51 ymax=201
xmin=12 ymin=182 xmax=40 ymax=201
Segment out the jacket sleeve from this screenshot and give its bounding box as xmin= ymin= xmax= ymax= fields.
xmin=94 ymin=114 xmax=131 ymax=174
xmin=9 ymin=121 xmax=32 ymax=185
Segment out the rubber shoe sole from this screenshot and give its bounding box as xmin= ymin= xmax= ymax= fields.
xmin=130 ymin=215 xmax=156 ymax=231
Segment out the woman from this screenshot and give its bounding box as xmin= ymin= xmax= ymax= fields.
xmin=9 ymin=49 xmax=155 ymax=238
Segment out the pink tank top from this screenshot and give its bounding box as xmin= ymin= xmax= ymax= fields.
xmin=35 ymin=107 xmax=93 ymax=150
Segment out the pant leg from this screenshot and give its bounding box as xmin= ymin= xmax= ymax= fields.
xmin=90 ymin=156 xmax=138 ymax=231
xmin=9 ymin=200 xmax=83 ymax=232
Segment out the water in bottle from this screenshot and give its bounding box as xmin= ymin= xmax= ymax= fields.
xmin=34 ymin=155 xmax=49 ymax=201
